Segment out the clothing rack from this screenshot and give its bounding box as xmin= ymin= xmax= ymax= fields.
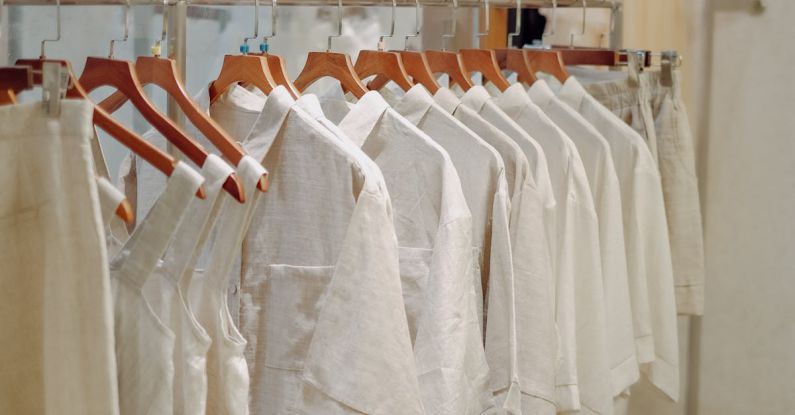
xmin=1 ymin=0 xmax=622 ymax=129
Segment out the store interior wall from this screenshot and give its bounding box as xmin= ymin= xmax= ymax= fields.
xmin=2 ymin=1 xmax=795 ymax=414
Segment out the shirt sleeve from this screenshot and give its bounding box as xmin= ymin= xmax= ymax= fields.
xmin=635 ymin=168 xmax=680 ymax=401
xmin=301 ymin=189 xmax=425 ymax=414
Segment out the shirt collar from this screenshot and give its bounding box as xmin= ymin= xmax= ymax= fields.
xmin=294 ymin=93 xmax=326 ymax=120
xmin=527 ymin=79 xmax=556 ymax=109
xmin=497 ymin=83 xmax=531 ymax=110
xmin=459 ymin=85 xmax=493 ymax=113
xmin=392 ymin=83 xmax=437 ymax=124
xmin=432 ymin=87 xmax=461 ymax=114
xmin=557 ymin=76 xmax=587 ymax=110
xmin=240 ymin=85 xmax=295 ymax=162
xmin=337 ymin=91 xmax=390 ymax=148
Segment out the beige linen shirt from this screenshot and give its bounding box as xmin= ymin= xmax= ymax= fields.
xmin=210 ymin=86 xmax=424 ymax=415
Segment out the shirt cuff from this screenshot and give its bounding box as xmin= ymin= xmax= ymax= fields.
xmin=676 ymin=284 xmax=704 ymax=316
xmin=555 ymin=384 xmax=580 ymax=413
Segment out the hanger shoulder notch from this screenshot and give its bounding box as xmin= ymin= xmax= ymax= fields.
xmin=459 ymin=48 xmax=510 ymax=91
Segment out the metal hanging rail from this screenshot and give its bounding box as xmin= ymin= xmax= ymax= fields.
xmin=1 ymin=0 xmax=618 ymax=7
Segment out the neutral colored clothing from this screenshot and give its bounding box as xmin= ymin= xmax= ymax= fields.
xmin=436 ymin=86 xmax=558 ymax=414
xmin=559 ymin=76 xmax=680 ymax=401
xmin=319 ymin=88 xmax=493 ymax=415
xmin=146 ymin=154 xmax=234 ymax=415
xmin=391 ymin=86 xmax=521 ymax=413
xmin=492 ymin=84 xmax=598 ymax=410
xmin=527 ymin=80 xmax=621 ymax=415
xmin=97 ymin=176 xmax=126 ymax=226
xmin=581 ymin=69 xmax=706 ymax=317
xmin=211 ymin=86 xmax=424 ymax=415
xmin=0 ymin=100 xmax=120 ymax=415
xmin=110 ymin=161 xmax=204 ymax=415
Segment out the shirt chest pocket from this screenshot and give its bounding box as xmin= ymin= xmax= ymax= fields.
xmin=262 ymin=264 xmax=335 ymax=371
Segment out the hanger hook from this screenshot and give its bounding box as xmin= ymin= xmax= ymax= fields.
xmin=403 ymin=0 xmax=422 ymax=50
xmin=328 ymin=0 xmax=343 ymax=52
xmin=40 ymin=0 xmax=61 ymax=58
xmin=541 ymin=0 xmax=556 ymax=46
xmin=377 ymin=0 xmax=397 ymax=51
xmin=109 ymin=0 xmax=131 ymax=58
xmin=242 ymin=0 xmax=260 ymax=54
xmin=506 ymin=0 xmax=520 ymax=47
xmin=441 ymin=0 xmax=458 ymax=51
xmin=260 ymin=0 xmax=277 ymax=53
xmin=569 ymin=0 xmax=586 ymax=48
xmin=152 ymin=0 xmax=169 ymax=57
xmin=475 ymin=0 xmax=489 ymax=46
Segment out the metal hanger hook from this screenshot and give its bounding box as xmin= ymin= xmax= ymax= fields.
xmin=475 ymin=0 xmax=490 ymax=46
xmin=541 ymin=0 xmax=556 ymax=46
xmin=260 ymin=0 xmax=277 ymax=53
xmin=403 ymin=0 xmax=422 ymax=50
xmin=569 ymin=0 xmax=586 ymax=48
xmin=242 ymin=0 xmax=260 ymax=54
xmin=40 ymin=0 xmax=61 ymax=58
xmin=327 ymin=0 xmax=343 ymax=52
xmin=506 ymin=0 xmax=520 ymax=47
xmin=152 ymin=0 xmax=170 ymax=57
xmin=441 ymin=0 xmax=458 ymax=51
xmin=109 ymin=0 xmax=131 ymax=58
xmin=377 ymin=0 xmax=397 ymax=51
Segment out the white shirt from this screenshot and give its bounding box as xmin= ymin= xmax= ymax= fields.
xmin=526 ymin=80 xmax=638 ymax=401
xmin=558 ymin=77 xmax=680 ymax=401
xmin=434 ymin=86 xmax=558 ymax=414
xmin=211 ymin=86 xmax=424 ymax=414
xmin=312 ymin=89 xmax=493 ymax=414
xmin=388 ymin=86 xmax=522 ymax=414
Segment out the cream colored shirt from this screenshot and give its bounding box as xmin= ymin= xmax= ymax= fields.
xmin=558 ymin=77 xmax=679 ymax=401
xmin=211 ymin=86 xmax=424 ymax=414
xmin=386 ymin=86 xmax=522 ymax=413
xmin=308 ymin=89 xmax=493 ymax=414
xmin=522 ymin=80 xmax=618 ymax=414
xmin=434 ymin=86 xmax=558 ymax=414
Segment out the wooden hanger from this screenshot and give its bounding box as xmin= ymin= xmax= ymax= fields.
xmin=293 ymin=0 xmax=369 ymax=99
xmin=523 ymin=49 xmax=569 ymax=83
xmin=208 ymin=54 xmax=277 ymax=104
xmin=354 ymin=49 xmax=413 ymax=92
xmin=0 ymin=66 xmax=34 ymax=104
xmin=78 ymin=56 xmax=243 ymax=202
xmin=459 ymin=49 xmax=510 ymax=91
xmin=458 ymin=0 xmax=509 ymax=91
xmin=247 ymin=0 xmax=300 ymax=99
xmin=352 ymin=0 xmax=413 ymax=93
xmin=5 ymin=61 xmax=143 ymax=223
xmin=493 ymin=49 xmax=537 ymax=86
xmin=97 ymin=55 xmax=268 ymax=194
xmin=425 ymin=50 xmax=474 ymax=91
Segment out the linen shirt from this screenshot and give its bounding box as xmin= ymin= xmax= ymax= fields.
xmin=525 ymin=80 xmax=623 ymax=415
xmin=210 ymin=86 xmax=424 ymax=415
xmin=387 ymin=86 xmax=522 ymax=413
xmin=309 ymin=89 xmax=493 ymax=414
xmin=558 ymin=77 xmax=680 ymax=401
xmin=434 ymin=86 xmax=558 ymax=414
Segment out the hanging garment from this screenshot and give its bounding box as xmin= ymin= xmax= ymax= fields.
xmin=385 ymin=86 xmax=521 ymax=414
xmin=311 ymin=88 xmax=492 ymax=415
xmin=145 ymin=154 xmax=235 ymax=415
xmin=500 ymin=80 xmax=639 ymax=398
xmin=527 ymin=79 xmax=621 ymax=415
xmin=210 ymin=86 xmax=424 ymax=415
xmin=491 ymin=83 xmax=609 ymax=410
xmin=558 ymin=76 xmax=681 ymax=402
xmin=433 ymin=86 xmax=558 ymax=415
xmin=110 ymin=161 xmax=204 ymax=415
xmin=189 ymin=155 xmax=264 ymax=415
xmin=577 ymin=68 xmax=706 ymax=317
xmin=0 ymin=100 xmax=120 ymax=415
